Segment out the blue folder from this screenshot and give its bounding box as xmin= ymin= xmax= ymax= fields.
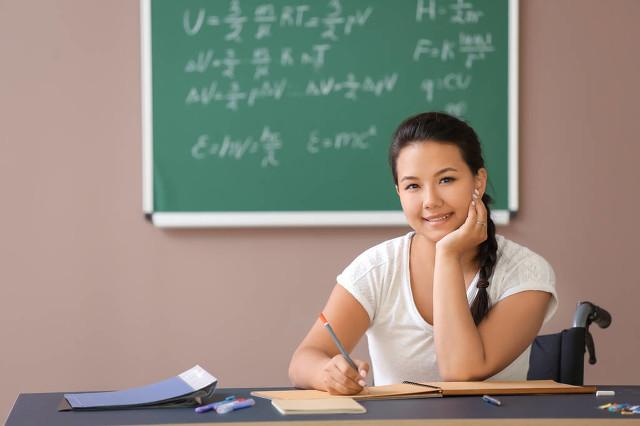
xmin=59 ymin=365 xmax=217 ymax=411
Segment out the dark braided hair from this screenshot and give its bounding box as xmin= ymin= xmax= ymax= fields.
xmin=389 ymin=112 xmax=498 ymax=325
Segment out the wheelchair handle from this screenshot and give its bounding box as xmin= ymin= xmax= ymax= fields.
xmin=572 ymin=301 xmax=612 ymax=329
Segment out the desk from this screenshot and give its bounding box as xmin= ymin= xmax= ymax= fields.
xmin=6 ymin=386 xmax=640 ymax=425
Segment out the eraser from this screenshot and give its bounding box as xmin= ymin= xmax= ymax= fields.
xmin=596 ymin=390 xmax=615 ymax=397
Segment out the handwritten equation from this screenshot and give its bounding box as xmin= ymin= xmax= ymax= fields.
xmin=191 ymin=126 xmax=378 ymax=166
xmin=183 ymin=0 xmax=372 ymax=42
xmin=191 ymin=126 xmax=283 ymax=168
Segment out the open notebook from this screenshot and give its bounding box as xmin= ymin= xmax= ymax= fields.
xmin=252 ymin=380 xmax=597 ymax=401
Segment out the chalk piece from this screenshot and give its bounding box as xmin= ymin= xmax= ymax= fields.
xmin=596 ymin=390 xmax=616 ymax=397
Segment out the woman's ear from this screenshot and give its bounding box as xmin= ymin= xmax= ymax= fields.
xmin=475 ymin=168 xmax=488 ymax=197
xmin=395 ymin=185 xmax=400 ymax=195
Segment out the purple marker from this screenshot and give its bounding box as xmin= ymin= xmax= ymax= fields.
xmin=216 ymin=398 xmax=256 ymax=414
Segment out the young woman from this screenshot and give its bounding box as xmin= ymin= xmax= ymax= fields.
xmin=288 ymin=112 xmax=557 ymax=394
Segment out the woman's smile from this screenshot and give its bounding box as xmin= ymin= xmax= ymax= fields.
xmin=423 ymin=212 xmax=454 ymax=225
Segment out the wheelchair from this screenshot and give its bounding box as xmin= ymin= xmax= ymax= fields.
xmin=527 ymin=301 xmax=612 ymax=386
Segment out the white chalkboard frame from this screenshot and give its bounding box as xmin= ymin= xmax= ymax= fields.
xmin=141 ymin=0 xmax=518 ymax=227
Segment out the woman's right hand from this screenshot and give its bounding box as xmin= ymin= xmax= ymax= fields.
xmin=318 ymin=354 xmax=370 ymax=395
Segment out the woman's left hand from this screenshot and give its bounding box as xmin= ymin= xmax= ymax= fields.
xmin=436 ymin=189 xmax=488 ymax=258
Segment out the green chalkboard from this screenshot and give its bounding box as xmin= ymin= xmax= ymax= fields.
xmin=142 ymin=0 xmax=518 ymax=227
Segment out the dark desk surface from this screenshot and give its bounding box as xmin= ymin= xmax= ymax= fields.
xmin=6 ymin=386 xmax=640 ymax=426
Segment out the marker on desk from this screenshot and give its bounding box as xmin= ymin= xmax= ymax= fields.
xmin=482 ymin=395 xmax=502 ymax=406
xmin=216 ymin=398 xmax=255 ymax=414
xmin=195 ymin=396 xmax=236 ymax=413
xmin=319 ymin=312 xmax=359 ymax=373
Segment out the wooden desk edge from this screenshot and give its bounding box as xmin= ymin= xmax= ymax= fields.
xmin=160 ymin=419 xmax=640 ymax=426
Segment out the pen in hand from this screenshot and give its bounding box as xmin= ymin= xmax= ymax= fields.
xmin=319 ymin=312 xmax=363 ymax=382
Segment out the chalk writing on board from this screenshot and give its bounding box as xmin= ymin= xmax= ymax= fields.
xmin=305 ymin=73 xmax=398 ymax=100
xmin=180 ymin=1 xmax=496 ymax=115
xmin=459 ymin=32 xmax=494 ymax=68
xmin=182 ymin=1 xmax=372 ymax=42
xmin=307 ymin=126 xmax=377 ymax=154
xmin=184 ymin=72 xmax=397 ymax=109
xmin=185 ymin=80 xmax=287 ymax=110
xmin=173 ymin=0 xmax=502 ymax=166
xmin=413 ymin=33 xmax=494 ymax=68
xmin=420 ymin=73 xmax=472 ymax=103
xmin=184 ymin=49 xmax=239 ymax=77
xmin=191 ymin=126 xmax=283 ymax=167
xmin=450 ymin=0 xmax=484 ymax=24
xmin=184 ymin=45 xmax=332 ymax=78
xmin=416 ymin=0 xmax=484 ymax=24
xmin=444 ymin=101 xmax=468 ymax=116
xmin=413 ymin=39 xmax=456 ymax=62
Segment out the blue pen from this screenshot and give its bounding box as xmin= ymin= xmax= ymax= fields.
xmin=482 ymin=395 xmax=502 ymax=406
xmin=216 ymin=398 xmax=256 ymax=414
xmin=195 ymin=396 xmax=236 ymax=413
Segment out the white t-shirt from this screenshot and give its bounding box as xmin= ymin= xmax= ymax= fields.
xmin=337 ymin=232 xmax=558 ymax=385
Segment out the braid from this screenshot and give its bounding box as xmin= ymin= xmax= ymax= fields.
xmin=469 ymin=193 xmax=498 ymax=325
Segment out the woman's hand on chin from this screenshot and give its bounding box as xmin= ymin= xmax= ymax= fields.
xmin=436 ymin=189 xmax=488 ymax=258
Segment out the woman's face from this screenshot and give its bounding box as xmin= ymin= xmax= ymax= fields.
xmin=395 ymin=141 xmax=486 ymax=243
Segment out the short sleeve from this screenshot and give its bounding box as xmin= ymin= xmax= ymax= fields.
xmin=336 ymin=250 xmax=386 ymax=323
xmin=497 ymin=253 xmax=558 ymax=324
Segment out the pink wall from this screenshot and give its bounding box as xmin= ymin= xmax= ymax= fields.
xmin=1 ymin=0 xmax=639 ymax=418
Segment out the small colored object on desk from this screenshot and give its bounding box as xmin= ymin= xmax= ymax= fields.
xmin=482 ymin=395 xmax=502 ymax=406
xmin=195 ymin=396 xmax=235 ymax=413
xmin=596 ymin=390 xmax=615 ymax=397
xmin=598 ymin=402 xmax=640 ymax=415
xmin=216 ymin=398 xmax=256 ymax=414
xmin=608 ymin=403 xmax=628 ymax=412
xmin=319 ymin=312 xmax=359 ymax=372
